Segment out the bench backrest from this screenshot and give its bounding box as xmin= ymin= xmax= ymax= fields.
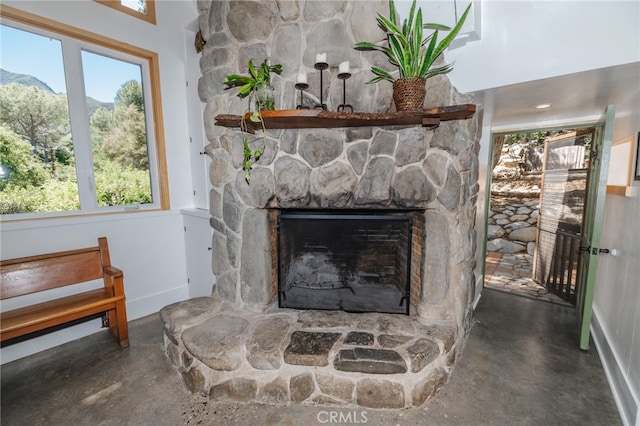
xmin=0 ymin=237 xmax=112 ymax=300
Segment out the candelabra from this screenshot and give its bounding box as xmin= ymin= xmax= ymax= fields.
xmin=295 ymin=82 xmax=310 ymax=109
xmin=337 ymin=72 xmax=353 ymax=113
xmin=314 ymin=61 xmax=328 ymax=110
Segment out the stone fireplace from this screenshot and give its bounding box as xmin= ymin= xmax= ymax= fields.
xmin=160 ymin=0 xmax=481 ymax=409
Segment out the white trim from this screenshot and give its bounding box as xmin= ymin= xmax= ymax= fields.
xmin=123 ymin=284 xmax=188 ymax=320
xmin=0 ymin=208 xmax=181 ymax=233
xmin=0 ymin=318 xmax=103 ymax=365
xmin=0 ymin=284 xmax=188 ymax=365
xmin=180 ymin=207 xmax=210 ymax=220
xmin=591 ymin=306 xmax=639 ymax=426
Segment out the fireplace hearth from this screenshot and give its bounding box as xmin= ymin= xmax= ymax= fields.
xmin=160 ymin=297 xmax=458 ymax=408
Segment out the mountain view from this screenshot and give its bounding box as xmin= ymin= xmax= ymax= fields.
xmin=0 ymin=68 xmax=114 ymax=112
xmin=0 ymin=68 xmax=55 ymax=93
xmin=0 ymin=67 xmax=151 ymax=214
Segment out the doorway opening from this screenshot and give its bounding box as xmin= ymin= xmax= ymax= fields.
xmin=484 ymin=127 xmax=594 ymax=306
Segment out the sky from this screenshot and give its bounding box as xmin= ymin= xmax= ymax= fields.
xmin=0 ymin=23 xmax=141 ymax=103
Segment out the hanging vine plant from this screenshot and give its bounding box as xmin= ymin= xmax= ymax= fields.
xmin=223 ymin=58 xmax=283 ymax=182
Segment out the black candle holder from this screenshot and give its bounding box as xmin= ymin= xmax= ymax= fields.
xmin=314 ymin=61 xmax=328 ymax=110
xmin=295 ymin=82 xmax=310 ymax=109
xmin=337 ymin=72 xmax=353 ymax=113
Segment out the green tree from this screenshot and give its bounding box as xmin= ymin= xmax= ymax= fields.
xmin=94 ymin=159 xmax=151 ymax=206
xmin=99 ymin=103 xmax=148 ymax=170
xmin=0 ymin=83 xmax=70 ymax=173
xmin=0 ymin=125 xmax=48 ymax=190
xmin=90 ymin=106 xmax=114 ymax=152
xmin=90 ymin=106 xmax=114 ymax=134
xmin=114 ymin=80 xmax=144 ymax=112
xmin=0 ymin=177 xmax=79 ymax=214
xmin=94 ymin=80 xmax=148 ymax=170
xmin=0 ymin=125 xmax=78 ymax=214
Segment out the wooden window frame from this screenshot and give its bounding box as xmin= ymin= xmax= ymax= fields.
xmin=0 ymin=5 xmax=170 ymax=219
xmin=94 ymin=0 xmax=156 ymax=25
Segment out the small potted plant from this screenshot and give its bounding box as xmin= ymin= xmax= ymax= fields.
xmin=354 ymin=0 xmax=471 ymax=111
xmin=223 ymin=58 xmax=283 ymax=182
xmin=224 ymin=58 xmax=283 ymax=115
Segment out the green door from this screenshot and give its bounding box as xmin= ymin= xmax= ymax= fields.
xmin=576 ymin=105 xmax=615 ymax=350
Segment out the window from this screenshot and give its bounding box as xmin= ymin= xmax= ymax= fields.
xmin=94 ymin=0 xmax=156 ymax=25
xmin=0 ymin=7 xmax=168 ymax=219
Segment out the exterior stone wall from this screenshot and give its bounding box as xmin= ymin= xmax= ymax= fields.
xmin=165 ymin=0 xmax=482 ymax=407
xmin=487 ymin=197 xmax=539 ymax=255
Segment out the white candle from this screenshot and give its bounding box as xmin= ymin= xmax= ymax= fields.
xmin=339 ymin=61 xmax=350 ymax=74
xmin=296 ymin=72 xmax=307 ymax=84
xmin=315 ymin=52 xmax=327 ymax=64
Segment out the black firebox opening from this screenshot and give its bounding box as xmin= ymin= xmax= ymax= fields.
xmin=277 ymin=210 xmax=413 ymax=315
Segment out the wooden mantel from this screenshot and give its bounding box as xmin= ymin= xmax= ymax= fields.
xmin=214 ymin=104 xmax=476 ymax=133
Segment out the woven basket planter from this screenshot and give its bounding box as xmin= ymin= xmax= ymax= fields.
xmin=392 ymin=77 xmax=426 ymax=111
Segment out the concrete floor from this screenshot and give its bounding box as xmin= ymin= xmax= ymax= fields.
xmin=1 ymin=289 xmax=621 ymax=425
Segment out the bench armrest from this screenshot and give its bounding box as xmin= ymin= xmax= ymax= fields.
xmin=104 ymin=265 xmax=123 ymax=278
xmin=103 ymin=265 xmax=125 ymax=297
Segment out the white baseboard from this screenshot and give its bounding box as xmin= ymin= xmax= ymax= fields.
xmin=591 ymin=307 xmax=639 ymax=426
xmin=0 ymin=285 xmax=189 ymax=365
xmin=0 ymin=319 xmax=103 ymax=365
xmin=126 ymin=285 xmax=189 ymax=320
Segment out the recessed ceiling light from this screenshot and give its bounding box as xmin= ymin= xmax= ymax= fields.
xmin=535 ymin=103 xmax=552 ymax=109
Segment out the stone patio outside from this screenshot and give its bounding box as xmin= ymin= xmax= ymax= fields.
xmin=484 ymin=252 xmax=571 ymax=306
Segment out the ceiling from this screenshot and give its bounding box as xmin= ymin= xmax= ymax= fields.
xmin=472 ymin=61 xmax=640 ymax=130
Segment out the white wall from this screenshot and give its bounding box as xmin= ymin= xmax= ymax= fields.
xmin=445 ymin=0 xmax=639 ymax=93
xmin=0 ymin=0 xmax=199 ymax=363
xmin=442 ymin=1 xmax=639 ymax=424
xmin=591 ymin=94 xmax=640 ymax=425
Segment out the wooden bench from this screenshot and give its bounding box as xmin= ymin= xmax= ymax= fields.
xmin=1 ymin=237 xmax=129 ymax=348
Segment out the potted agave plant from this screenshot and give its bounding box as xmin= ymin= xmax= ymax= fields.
xmin=223 ymin=58 xmax=283 ymax=182
xmin=354 ymin=0 xmax=471 ymax=111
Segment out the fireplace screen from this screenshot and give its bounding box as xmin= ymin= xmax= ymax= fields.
xmin=277 ymin=211 xmax=412 ymax=315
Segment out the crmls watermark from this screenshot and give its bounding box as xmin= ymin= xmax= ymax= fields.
xmin=317 ymin=410 xmax=368 ymax=424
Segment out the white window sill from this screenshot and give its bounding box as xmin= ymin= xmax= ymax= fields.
xmin=0 ymin=209 xmax=182 ymax=232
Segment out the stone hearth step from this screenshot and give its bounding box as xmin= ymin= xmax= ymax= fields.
xmin=160 ymin=296 xmax=460 ymax=409
xmin=345 ymin=331 xmax=374 ymax=346
xmin=334 ymin=348 xmax=407 ymax=374
xmin=284 ymin=331 xmax=341 ymax=366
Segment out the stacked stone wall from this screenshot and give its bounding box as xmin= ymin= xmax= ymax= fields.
xmin=487 ymin=197 xmax=539 ymax=255
xmin=197 ymin=0 xmax=481 ymax=333
xmin=172 ymin=1 xmax=484 ymax=406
